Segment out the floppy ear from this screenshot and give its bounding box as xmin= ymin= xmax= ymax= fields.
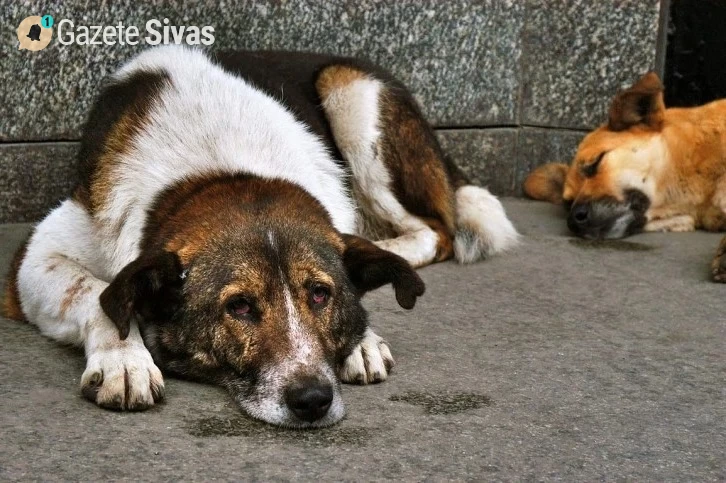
xmin=608 ymin=71 xmax=665 ymax=131
xmin=523 ymin=163 xmax=569 ymax=204
xmin=342 ymin=234 xmax=425 ymax=309
xmin=100 ymin=251 xmax=184 ymax=340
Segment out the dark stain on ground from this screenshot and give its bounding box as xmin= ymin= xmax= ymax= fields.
xmin=569 ymin=238 xmax=654 ymax=251
xmin=187 ymin=416 xmax=370 ymax=446
xmin=389 ymin=391 xmax=491 ymax=414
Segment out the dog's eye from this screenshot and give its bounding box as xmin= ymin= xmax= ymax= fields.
xmin=581 ymin=152 xmax=606 ymax=178
xmin=310 ymin=284 xmax=330 ymax=307
xmin=226 ymin=297 xmax=253 ymax=319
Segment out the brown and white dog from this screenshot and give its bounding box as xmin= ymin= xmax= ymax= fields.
xmin=524 ymin=72 xmax=726 ymax=282
xmin=2 ymin=47 xmax=518 ymax=427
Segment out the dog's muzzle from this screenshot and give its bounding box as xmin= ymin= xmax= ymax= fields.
xmin=567 ymin=190 xmax=650 ymax=239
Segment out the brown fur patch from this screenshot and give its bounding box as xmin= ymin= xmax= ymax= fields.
xmin=142 ymin=173 xmax=340 ymax=263
xmin=698 ymin=205 xmax=726 ymax=232
xmin=315 ymin=65 xmax=368 ymax=100
xmin=75 ymin=71 xmax=169 ymax=213
xmin=377 ymin=86 xmax=456 ymax=234
xmin=2 ymin=240 xmax=29 ymax=321
xmin=219 ymin=278 xmax=267 ymax=306
xmin=90 ymin=111 xmax=154 ymax=213
xmin=59 ymin=276 xmax=89 ymax=319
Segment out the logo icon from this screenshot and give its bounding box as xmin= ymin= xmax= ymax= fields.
xmin=17 ymin=15 xmax=53 ymax=51
xmin=27 ymin=24 xmax=41 ymax=41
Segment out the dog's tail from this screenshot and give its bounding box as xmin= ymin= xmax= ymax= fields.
xmin=444 ymin=157 xmax=519 ymax=264
xmin=452 ymin=185 xmax=520 ymax=263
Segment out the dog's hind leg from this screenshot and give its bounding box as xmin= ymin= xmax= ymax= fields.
xmin=8 ymin=199 xmax=164 ymax=410
xmin=316 ymin=64 xmax=518 ymax=267
xmin=317 ymin=65 xmax=442 ymax=268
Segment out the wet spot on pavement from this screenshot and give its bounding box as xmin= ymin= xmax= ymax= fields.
xmin=389 ymin=391 xmax=491 ymax=414
xmin=187 ymin=416 xmax=370 ymax=446
xmin=569 ymin=239 xmax=654 ymax=251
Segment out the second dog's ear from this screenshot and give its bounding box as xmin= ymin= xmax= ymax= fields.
xmin=608 ymin=71 xmax=665 ymax=132
xmin=342 ymin=234 xmax=425 ymax=309
xmin=524 ymin=163 xmax=569 ymax=204
xmin=100 ymin=251 xmax=184 ymax=340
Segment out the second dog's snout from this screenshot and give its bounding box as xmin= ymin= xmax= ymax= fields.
xmin=571 ymin=203 xmax=590 ymax=225
xmin=284 ymin=377 xmax=333 ymax=422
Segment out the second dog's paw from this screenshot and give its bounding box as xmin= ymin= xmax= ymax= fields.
xmin=81 ymin=343 xmax=165 ymax=411
xmin=712 ymin=238 xmax=726 ymax=283
xmin=339 ymin=328 xmax=394 ymax=384
xmin=645 ymin=215 xmax=695 ymax=233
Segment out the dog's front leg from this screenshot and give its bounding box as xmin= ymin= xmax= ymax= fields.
xmin=339 ymin=328 xmax=395 ymax=384
xmin=16 ymin=200 xmax=164 ymax=410
xmin=644 ymin=214 xmax=695 ymax=233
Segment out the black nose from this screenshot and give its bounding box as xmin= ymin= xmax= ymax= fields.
xmin=571 ymin=203 xmax=590 ymax=225
xmin=284 ymin=377 xmax=333 ymax=423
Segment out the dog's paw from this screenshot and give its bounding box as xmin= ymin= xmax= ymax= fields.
xmin=644 ymin=215 xmax=695 ymax=233
xmin=339 ymin=328 xmax=394 ymax=384
xmin=81 ymin=342 xmax=165 ymax=411
xmin=712 ymin=237 xmax=726 ymax=283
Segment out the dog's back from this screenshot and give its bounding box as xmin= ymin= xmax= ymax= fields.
xmin=74 ymin=48 xmax=357 ymax=274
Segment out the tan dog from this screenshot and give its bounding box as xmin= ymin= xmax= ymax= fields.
xmin=524 ymin=72 xmax=726 ymax=282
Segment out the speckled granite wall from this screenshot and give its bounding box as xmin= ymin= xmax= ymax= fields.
xmin=0 ymin=143 xmax=78 ymax=222
xmin=0 ymin=0 xmax=663 ymax=222
xmin=520 ymin=1 xmax=662 ymax=130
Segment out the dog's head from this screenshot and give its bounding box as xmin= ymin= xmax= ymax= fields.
xmin=98 ymin=178 xmax=424 ymax=428
xmin=524 ymin=72 xmax=668 ymax=239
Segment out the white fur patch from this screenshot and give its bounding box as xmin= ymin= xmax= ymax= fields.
xmin=453 ymin=185 xmax=519 ymax=263
xmin=19 ymin=200 xmax=109 ymax=345
xmin=82 ymin=324 xmax=165 ymax=410
xmin=281 ymin=280 xmax=315 ymax=368
xmin=374 ymin=228 xmax=438 ymax=268
xmin=608 ymin=134 xmax=668 ymax=206
xmin=605 ymin=211 xmax=636 ymax=239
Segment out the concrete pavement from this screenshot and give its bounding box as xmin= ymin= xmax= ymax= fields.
xmin=1 ymin=200 xmax=724 ymax=480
